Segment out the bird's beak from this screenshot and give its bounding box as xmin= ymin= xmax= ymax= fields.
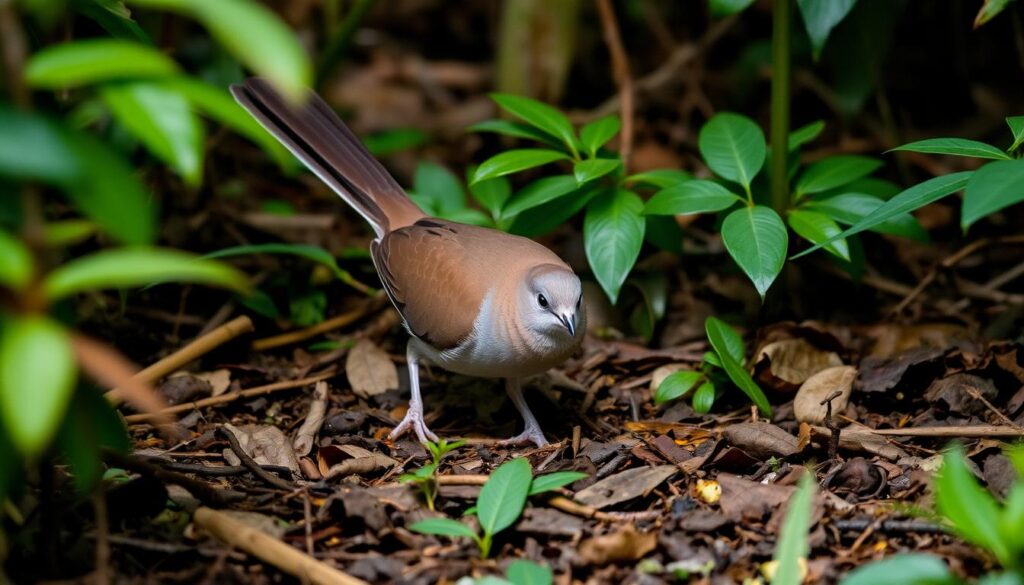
xmin=559 ymin=313 xmax=576 ymax=337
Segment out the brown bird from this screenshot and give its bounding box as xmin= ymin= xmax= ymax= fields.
xmin=231 ymin=79 xmax=585 ymax=447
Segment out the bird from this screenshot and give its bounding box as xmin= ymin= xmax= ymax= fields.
xmin=231 ymin=78 xmax=585 ymax=447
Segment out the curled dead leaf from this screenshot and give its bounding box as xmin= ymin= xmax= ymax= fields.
xmin=722 ymin=422 xmax=800 ymax=458
xmin=345 ymin=339 xmax=399 ymax=399
xmin=317 ymin=444 xmax=398 ymax=480
xmin=794 ymin=366 xmax=857 ymax=424
xmin=222 ymin=424 xmax=301 ymax=475
xmin=754 ymin=338 xmax=843 ymax=392
xmin=578 ymin=527 xmax=657 ymax=565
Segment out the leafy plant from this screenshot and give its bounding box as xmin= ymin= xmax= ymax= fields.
xmin=455 ymin=559 xmax=554 ymax=585
xmin=409 ymin=458 xmax=586 ymax=558
xmin=400 ymin=438 xmax=465 ymax=511
xmin=768 ymin=472 xmax=815 ymax=585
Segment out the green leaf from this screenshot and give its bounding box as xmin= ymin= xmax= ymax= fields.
xmin=692 ymin=381 xmax=716 ymax=414
xmin=573 ymin=158 xmax=620 ymax=185
xmin=654 ymin=371 xmax=703 ymax=405
xmin=977 ymin=572 xmax=1024 ymax=585
xmin=0 ymin=106 xmax=80 ymax=184
xmin=771 ymin=473 xmax=815 ymax=585
xmin=625 ymin=169 xmax=694 ymax=190
xmin=698 ymin=113 xmax=766 ymax=193
xmin=961 ymin=159 xmax=1024 ymax=231
xmin=477 ymin=457 xmax=533 ymax=536
xmin=413 ymin=162 xmax=466 ymax=213
xmin=507 ymin=184 xmax=601 ymax=238
xmin=439 ymin=207 xmax=492 ymax=227
xmin=57 ymin=386 xmax=131 ymax=492
xmin=25 ymin=38 xmax=178 ymax=88
xmin=934 ymin=446 xmax=1013 ymax=566
xmin=0 ymin=316 xmax=77 ymax=457
xmin=975 ymin=0 xmax=1015 ymax=27
xmin=129 ymin=0 xmax=311 ymax=102
xmin=529 ymin=471 xmax=588 ymax=495
xmin=797 ymin=0 xmax=857 ymax=58
xmin=101 ymin=81 xmax=205 ymax=186
xmin=409 ymin=518 xmax=479 ymax=539
xmin=584 ymin=189 xmax=646 ymax=303
xmin=579 ymin=116 xmax=621 ymax=157
xmin=44 ymin=247 xmax=249 ymax=300
xmin=788 ymin=120 xmax=825 ymax=151
xmin=44 ymin=220 xmax=98 ymax=248
xmin=506 ymin=560 xmax=553 ymax=585
xmin=470 ymin=177 xmax=512 ymax=219
xmin=469 ymin=119 xmax=562 ymax=149
xmin=471 ymin=149 xmax=569 ymax=184
xmin=788 ymin=209 xmax=850 ymax=261
xmin=1007 ymin=116 xmax=1024 ymax=151
xmin=805 ymin=193 xmax=928 ymax=240
xmin=643 ymin=180 xmax=742 ymax=216
xmin=890 ymin=138 xmax=1010 ymax=160
xmin=204 ymin=243 xmax=350 ymax=281
xmin=502 ymin=175 xmax=579 ymax=218
xmin=706 ymin=317 xmax=771 ymax=415
xmin=791 ymin=171 xmax=973 ymax=259
xmin=709 ymin=0 xmax=755 ymax=17
xmin=363 ymin=128 xmax=429 ymax=157
xmin=71 ymin=0 xmax=151 ymax=43
xmin=722 ymin=206 xmax=788 ymax=299
xmin=490 ymin=93 xmax=578 ymax=156
xmin=839 ymin=554 xmax=957 ymax=585
xmin=0 ymin=231 xmax=32 ymax=290
xmin=796 ymin=155 xmax=882 ymax=197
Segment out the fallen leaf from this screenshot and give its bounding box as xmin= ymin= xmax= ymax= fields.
xmin=717 ymin=474 xmax=794 ymax=523
xmin=222 ymin=424 xmax=301 ymax=475
xmin=827 ymin=457 xmax=885 ymax=498
xmin=794 ymin=366 xmax=857 ymax=424
xmin=809 ymin=426 xmax=907 ymax=461
xmin=345 ymin=339 xmax=399 ymax=399
xmin=924 ymin=373 xmax=998 ymax=417
xmin=722 ymin=422 xmax=800 ymax=458
xmin=318 ymin=444 xmax=398 ymax=480
xmin=516 ymin=508 xmax=586 ymax=537
xmin=857 ymin=346 xmax=946 ymax=394
xmin=194 ymin=369 xmax=232 ymax=396
xmin=578 ymin=527 xmax=657 ymax=565
xmin=754 ymin=338 xmax=843 ymax=391
xmin=575 ymin=465 xmax=677 ymax=509
xmin=865 ymin=323 xmax=972 ymax=358
xmin=293 ymin=381 xmax=330 ymax=456
xmin=161 ymin=373 xmax=211 ymax=405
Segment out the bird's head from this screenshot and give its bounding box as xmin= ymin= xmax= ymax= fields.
xmin=520 ymin=263 xmax=585 ymax=342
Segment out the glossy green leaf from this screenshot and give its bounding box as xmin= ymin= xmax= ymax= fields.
xmin=890 ymin=138 xmax=1010 ymax=160
xmin=490 ymin=93 xmax=578 ymax=155
xmin=70 ymin=0 xmax=151 ymax=43
xmin=584 ymin=189 xmax=646 ymax=303
xmin=363 ymin=128 xmax=429 ymax=157
xmin=413 ymin=162 xmax=465 ymax=213
xmin=805 ymin=193 xmax=928 ymax=240
xmin=129 ymin=0 xmax=311 ymax=102
xmin=409 ymin=518 xmax=478 ymax=539
xmin=57 ymin=386 xmax=131 ymax=492
xmin=0 ymin=107 xmax=80 ymax=184
xmin=44 ymin=247 xmax=249 ymax=300
xmin=644 ymin=180 xmax=742 ymax=216
xmin=471 ymin=149 xmax=569 ymax=184
xmin=710 ymin=0 xmax=755 ymax=17
xmin=771 ymin=473 xmax=815 ymax=585
xmin=788 ymin=209 xmax=850 ymax=261
xmin=797 ymin=0 xmax=857 ymax=58
xmin=478 ymin=457 xmax=532 ymax=536
xmin=839 ymin=554 xmax=957 ymax=585
xmin=25 ymin=38 xmax=178 ymax=88
xmin=792 ymin=171 xmax=973 ymax=259
xmin=204 ymin=243 xmax=350 ymax=281
xmin=706 ymin=317 xmax=771 ymax=415
xmin=975 ymin=0 xmax=1015 ymax=27
xmin=502 ymin=175 xmax=579 ymax=217
xmin=579 ymin=115 xmax=621 ymax=157
xmin=507 ymin=560 xmax=553 ymax=585
xmin=692 ymin=381 xmax=716 ymax=414
xmin=573 ymin=158 xmax=620 ymax=185
xmin=507 ymin=184 xmax=601 ymax=238
xmin=439 ymin=207 xmax=492 ymax=227
xmin=796 ymin=155 xmax=882 ymax=197
xmin=469 ymin=119 xmax=562 ymax=148
xmin=0 ymin=316 xmax=77 ymax=457
xmin=1007 ymin=116 xmax=1024 ymax=152
xmin=529 ymin=471 xmax=588 ymax=495
xmin=470 ymin=176 xmax=512 ymax=219
xmin=722 ymin=206 xmax=788 ymax=299
xmin=788 ymin=120 xmax=825 ymax=151
xmin=934 ymin=446 xmax=1012 ymax=566
xmin=654 ymin=370 xmax=703 ymax=405
xmin=44 ymin=220 xmax=98 ymax=247
xmin=101 ymin=81 xmax=205 ymax=185
xmin=0 ymin=231 xmax=32 ymax=290
xmin=961 ymin=159 xmax=1024 ymax=231
xmin=625 ymin=169 xmax=694 ymax=189
xmin=698 ymin=113 xmax=766 ymax=192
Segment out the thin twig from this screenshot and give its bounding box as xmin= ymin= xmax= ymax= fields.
xmin=866 ymin=425 xmax=1024 ymax=438
xmin=217 ymin=426 xmax=295 ymax=491
xmin=821 ymin=390 xmax=843 ymax=461
xmin=595 ymin=0 xmax=634 ymax=168
xmin=252 ymin=293 xmax=387 ymax=351
xmin=104 ymin=451 xmax=244 ymax=506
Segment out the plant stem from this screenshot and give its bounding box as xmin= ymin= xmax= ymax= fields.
xmin=769 ymin=0 xmax=791 ymax=214
xmin=315 ymin=0 xmax=374 ymax=89
xmin=596 ymin=0 xmax=634 ymax=171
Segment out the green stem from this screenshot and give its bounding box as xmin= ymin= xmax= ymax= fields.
xmin=479 ymin=532 xmax=492 ymax=559
xmin=315 ymin=0 xmax=374 ymax=89
xmin=769 ymin=0 xmax=791 ymax=214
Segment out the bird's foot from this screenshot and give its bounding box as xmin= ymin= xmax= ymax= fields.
xmin=389 ymin=406 xmax=439 ymax=444
xmin=499 ymin=425 xmax=549 ymax=448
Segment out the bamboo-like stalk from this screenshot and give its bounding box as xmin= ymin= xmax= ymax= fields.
xmin=769 ymin=0 xmax=792 ymax=214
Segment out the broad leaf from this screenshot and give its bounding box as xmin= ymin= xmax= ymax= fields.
xmin=890 ymin=138 xmax=1010 ymax=160
xmin=490 ymin=93 xmax=578 ymax=155
xmin=788 ymin=120 xmax=825 ymax=151
xmin=44 ymin=247 xmax=249 ymax=300
xmin=101 ymin=82 xmax=205 ymax=186
xmin=469 ymin=176 xmax=512 ymax=219
xmin=771 ymin=473 xmax=815 ymax=585
xmin=579 ymin=115 xmax=621 ymax=157
xmin=644 ymin=180 xmax=742 ymax=216
xmin=722 ymin=206 xmax=788 ymax=299
xmin=478 ymin=457 xmax=532 ymax=536
xmin=975 ymin=0 xmax=1015 ymax=27
xmin=1007 ymin=116 xmax=1024 ymax=151
xmin=934 ymin=446 xmax=1012 ymax=567
xmin=507 ymin=560 xmax=553 ymax=585
xmin=57 ymin=387 xmax=131 ymax=492
xmin=654 ymin=370 xmax=703 ymax=405
xmin=129 ymin=0 xmax=311 ymax=101
xmin=25 ymin=38 xmax=178 ymax=88
xmin=0 ymin=316 xmax=77 ymax=456
xmin=0 ymin=107 xmax=80 ymax=183
xmin=805 ymin=193 xmax=928 ymax=240
xmin=413 ymin=162 xmax=465 ymax=213
xmin=0 ymin=231 xmax=32 ymax=290
xmin=797 ymin=0 xmax=858 ymax=58
xmin=508 ymin=184 xmax=601 ymax=238
xmin=409 ymin=518 xmax=478 ymax=539
xmin=574 ymin=158 xmax=620 ymax=185
xmin=961 ymin=159 xmax=1024 ymax=231
xmin=469 ymin=119 xmax=562 ymax=148
xmin=692 ymin=381 xmax=716 ymax=414
xmin=839 ymin=554 xmax=957 ymax=585
xmin=584 ymin=189 xmax=645 ymax=303
xmin=788 ymin=209 xmax=850 ymax=261
xmin=625 ymin=169 xmax=694 ymax=189
xmin=471 ymin=149 xmax=569 ymax=184
xmin=71 ymin=0 xmax=151 ymax=43
xmin=706 ymin=317 xmax=771 ymax=415
xmin=529 ymin=471 xmax=588 ymax=495
xmin=792 ymin=171 xmax=973 ymax=259
xmin=502 ymin=175 xmax=579 ymax=217
xmin=796 ymin=155 xmax=882 ymax=197
xmin=709 ymin=0 xmax=755 ymax=17
xmin=698 ymin=113 xmax=766 ymax=193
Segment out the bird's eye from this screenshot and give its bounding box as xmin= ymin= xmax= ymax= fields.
xmin=537 ymin=294 xmax=548 ymax=308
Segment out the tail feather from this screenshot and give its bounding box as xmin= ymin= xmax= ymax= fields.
xmin=230 ymin=78 xmax=424 ymax=237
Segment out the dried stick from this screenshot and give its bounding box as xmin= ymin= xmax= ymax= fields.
xmin=596 ymin=0 xmax=634 ymax=168
xmin=252 ymin=293 xmax=387 ymax=351
xmin=866 ymin=425 xmax=1024 ymax=438
xmin=106 ymin=316 xmax=254 ymax=405
xmin=125 ymin=371 xmax=336 ymax=424
xmin=217 ymin=427 xmax=294 ymax=491
xmin=104 ymin=451 xmax=243 ymax=506
xmin=193 ymin=507 xmax=369 ymax=585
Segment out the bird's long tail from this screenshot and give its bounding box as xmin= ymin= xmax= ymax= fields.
xmin=230 ymin=78 xmax=424 ymax=237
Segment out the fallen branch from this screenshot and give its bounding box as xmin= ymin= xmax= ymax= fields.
xmin=193 ymin=506 xmax=369 ymax=585
xmin=104 ymin=451 xmax=244 ymax=506
xmin=252 ymin=293 xmax=387 ymax=351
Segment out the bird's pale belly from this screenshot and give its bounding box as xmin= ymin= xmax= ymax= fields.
xmin=411 ymin=334 xmax=578 ymax=379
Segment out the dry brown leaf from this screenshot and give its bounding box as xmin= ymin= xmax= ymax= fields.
xmin=222 ymin=424 xmax=301 ymax=475
xmin=754 ymin=338 xmax=843 ymax=391
xmin=293 ymin=381 xmax=330 ymax=456
xmin=578 ymin=527 xmax=657 ymax=565
xmin=575 ymin=465 xmax=676 ymax=509
xmin=794 ymin=366 xmax=857 ymax=424
xmin=345 ymin=339 xmax=399 ymax=399
xmin=194 ymin=369 xmax=232 ymax=396
xmin=722 ymin=422 xmax=800 ymax=458
xmin=317 ymin=444 xmax=398 ymax=480
xmin=865 ymin=323 xmax=972 ymax=358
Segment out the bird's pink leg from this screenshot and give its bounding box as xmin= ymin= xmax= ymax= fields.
xmin=389 ymin=342 xmax=438 ymax=443
xmin=500 ymin=378 xmax=549 ymax=448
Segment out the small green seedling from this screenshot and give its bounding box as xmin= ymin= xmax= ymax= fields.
xmin=410 ymin=457 xmax=586 ymax=558
xmin=399 ymin=438 xmax=465 ymax=510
